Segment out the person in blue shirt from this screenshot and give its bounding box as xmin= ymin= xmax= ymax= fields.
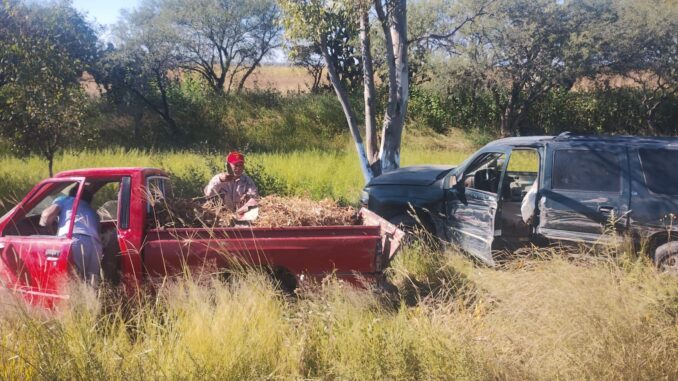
xmin=40 ymin=185 xmax=102 ymax=285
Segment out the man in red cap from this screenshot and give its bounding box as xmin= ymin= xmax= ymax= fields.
xmin=204 ymin=151 xmax=259 ymax=215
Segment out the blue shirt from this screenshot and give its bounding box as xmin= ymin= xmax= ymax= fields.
xmin=53 ymin=196 xmax=101 ymax=240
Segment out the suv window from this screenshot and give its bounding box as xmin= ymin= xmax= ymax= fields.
xmin=462 ymin=152 xmax=506 ymax=194
xmin=639 ymin=149 xmax=678 ymax=195
xmin=552 ymin=149 xmax=621 ymax=193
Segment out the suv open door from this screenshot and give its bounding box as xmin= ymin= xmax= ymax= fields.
xmin=443 ymin=150 xmax=509 ymax=265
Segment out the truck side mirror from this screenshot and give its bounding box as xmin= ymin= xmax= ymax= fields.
xmin=445 ymin=174 xmax=466 ymax=194
xmin=443 ymin=175 xmax=457 ymax=190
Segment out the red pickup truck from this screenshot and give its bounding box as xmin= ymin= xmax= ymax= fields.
xmin=0 ymin=168 xmax=403 ymax=306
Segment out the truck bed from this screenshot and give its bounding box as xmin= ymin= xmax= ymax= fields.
xmin=143 ymin=224 xmax=386 ymax=282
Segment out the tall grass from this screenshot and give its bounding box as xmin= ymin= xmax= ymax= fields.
xmin=1 ymin=246 xmax=675 ymax=380
xmin=1 ymin=138 xmax=676 ymax=380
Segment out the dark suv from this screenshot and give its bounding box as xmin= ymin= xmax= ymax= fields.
xmin=362 ymin=134 xmax=678 ymax=271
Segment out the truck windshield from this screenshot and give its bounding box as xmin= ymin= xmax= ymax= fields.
xmin=639 ymin=149 xmax=678 ymax=195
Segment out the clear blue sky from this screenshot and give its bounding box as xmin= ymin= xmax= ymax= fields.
xmin=71 ymin=0 xmax=140 ymax=26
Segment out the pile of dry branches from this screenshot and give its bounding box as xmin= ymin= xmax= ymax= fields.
xmin=254 ymin=195 xmax=358 ymax=227
xmin=149 ymin=195 xmax=358 ymax=228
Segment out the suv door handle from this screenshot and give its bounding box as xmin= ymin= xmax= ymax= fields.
xmin=598 ymin=206 xmax=615 ymax=214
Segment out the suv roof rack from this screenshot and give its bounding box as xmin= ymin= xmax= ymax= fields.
xmin=555 ymin=131 xmax=573 ymax=140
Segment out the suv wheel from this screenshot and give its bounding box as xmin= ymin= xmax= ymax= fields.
xmin=654 ymin=241 xmax=678 ymax=274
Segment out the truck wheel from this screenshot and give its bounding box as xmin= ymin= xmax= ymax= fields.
xmin=654 ymin=241 xmax=678 ymax=274
xmin=269 ymin=267 xmax=297 ymax=295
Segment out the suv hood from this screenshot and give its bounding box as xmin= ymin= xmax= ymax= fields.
xmin=368 ymin=165 xmax=454 ymax=186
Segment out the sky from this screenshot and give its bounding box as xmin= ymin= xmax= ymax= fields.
xmin=71 ymin=0 xmax=140 ymax=27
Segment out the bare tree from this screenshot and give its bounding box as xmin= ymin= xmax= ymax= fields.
xmin=167 ymin=0 xmax=282 ymax=94
xmin=107 ymin=3 xmax=186 ymax=138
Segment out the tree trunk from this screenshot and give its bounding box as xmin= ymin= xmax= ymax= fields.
xmin=360 ymin=11 xmax=380 ymax=175
xmin=133 ymin=108 xmax=143 ymax=140
xmin=497 ymin=82 xmax=521 ymax=137
xmin=320 ymin=36 xmax=373 ymax=183
xmin=378 ymin=0 xmax=408 ymax=173
xmin=154 ymin=70 xmax=183 ymax=138
xmin=47 ymin=154 xmax=54 ymax=177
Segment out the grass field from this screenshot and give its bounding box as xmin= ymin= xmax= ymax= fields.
xmin=0 ymin=245 xmax=676 ymax=380
xmin=0 ymin=131 xmax=676 ymax=380
xmin=0 ymin=129 xmax=473 ymax=209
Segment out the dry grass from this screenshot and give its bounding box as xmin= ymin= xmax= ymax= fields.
xmin=238 ymin=65 xmax=327 ymax=93
xmin=149 ymin=195 xmax=359 ymax=228
xmin=1 ymin=242 xmax=676 ymax=380
xmin=254 ymin=195 xmax=357 ymax=227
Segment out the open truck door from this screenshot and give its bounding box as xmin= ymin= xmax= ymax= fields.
xmin=443 ymin=151 xmax=509 ymax=266
xmin=0 ymin=178 xmax=84 ymax=306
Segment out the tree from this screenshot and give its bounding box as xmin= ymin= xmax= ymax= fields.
xmin=289 ymin=44 xmax=326 ymax=92
xmin=105 ymin=0 xmax=186 ymax=139
xmin=405 ymin=0 xmax=490 ymax=85
xmin=457 ymin=0 xmax=616 ymax=136
xmin=166 ymin=0 xmax=282 ymax=94
xmin=0 ymin=0 xmax=99 ymax=176
xmin=281 ymin=0 xmax=410 ymax=182
xmin=282 ymin=0 xmax=484 ymax=181
xmin=604 ymin=0 xmax=678 ymax=134
xmin=288 ymin=9 xmax=364 ymax=93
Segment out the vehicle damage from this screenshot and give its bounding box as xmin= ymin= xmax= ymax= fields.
xmin=364 ymin=134 xmax=678 ymax=271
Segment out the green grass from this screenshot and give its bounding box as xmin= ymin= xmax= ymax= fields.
xmin=0 ymin=131 xmax=472 ymax=210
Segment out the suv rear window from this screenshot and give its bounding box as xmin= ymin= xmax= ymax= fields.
xmin=639 ymin=149 xmax=678 ymax=195
xmin=552 ymin=150 xmax=621 ymax=192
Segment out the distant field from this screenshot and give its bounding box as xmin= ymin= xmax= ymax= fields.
xmin=239 ymin=65 xmax=327 ymax=93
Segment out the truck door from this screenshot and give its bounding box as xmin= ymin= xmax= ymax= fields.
xmin=0 ymin=179 xmax=83 ymax=305
xmin=444 ymin=151 xmax=508 ymax=265
xmin=537 ymin=144 xmax=630 ymax=243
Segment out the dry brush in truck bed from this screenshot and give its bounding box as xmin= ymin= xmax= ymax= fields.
xmin=149 ymin=195 xmax=359 ymax=229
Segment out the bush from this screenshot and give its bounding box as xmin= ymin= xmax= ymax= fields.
xmin=419 ymin=84 xmax=678 ymax=137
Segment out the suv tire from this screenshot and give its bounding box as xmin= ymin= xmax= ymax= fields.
xmin=654 ymin=241 xmax=678 ymax=274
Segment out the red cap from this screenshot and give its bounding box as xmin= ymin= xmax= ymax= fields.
xmin=226 ymin=151 xmax=245 ymax=165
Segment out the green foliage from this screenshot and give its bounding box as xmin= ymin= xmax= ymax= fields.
xmin=0 ymin=0 xmax=101 ymax=175
xmin=408 ymin=88 xmax=450 ymax=133
xmin=527 ymin=87 xmax=678 ymax=136
xmin=409 ymin=84 xmax=678 ymax=138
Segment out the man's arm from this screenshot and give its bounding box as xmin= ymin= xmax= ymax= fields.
xmin=40 ymin=204 xmax=60 ymax=227
xmin=204 ymin=173 xmax=236 ymax=196
xmin=243 ymin=175 xmax=259 ymax=199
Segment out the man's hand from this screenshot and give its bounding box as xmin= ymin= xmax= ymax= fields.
xmin=236 ymin=198 xmax=259 ymax=217
xmin=219 ymin=172 xmax=234 ymax=182
xmin=40 ymin=204 xmax=60 ymax=227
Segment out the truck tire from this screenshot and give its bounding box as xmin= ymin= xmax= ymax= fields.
xmin=654 ymin=241 xmax=678 ymax=274
xmin=269 ymin=267 xmax=297 ymax=295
